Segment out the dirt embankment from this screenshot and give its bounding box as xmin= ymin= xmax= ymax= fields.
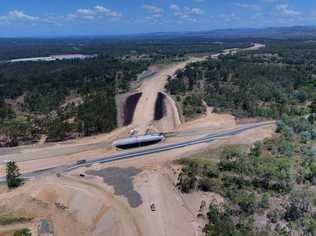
xmin=154 ymin=92 xmax=166 ymax=121
xmin=131 ymin=57 xmax=204 ymax=134
xmin=116 ymin=93 xmax=143 ymax=127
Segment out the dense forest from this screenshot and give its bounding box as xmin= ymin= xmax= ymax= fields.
xmin=0 ymin=56 xmax=149 ymax=146
xmin=167 ymin=39 xmax=316 ymax=120
xmin=0 ymin=37 xmax=252 ymax=61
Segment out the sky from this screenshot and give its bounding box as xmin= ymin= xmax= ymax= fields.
xmin=0 ymin=0 xmax=316 ymax=37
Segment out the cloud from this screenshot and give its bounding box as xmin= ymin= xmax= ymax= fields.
xmin=170 ymin=4 xmax=203 ymax=21
xmin=263 ymin=0 xmax=286 ymax=3
xmin=95 ymin=5 xmax=122 ymax=17
xmin=143 ymin=4 xmax=164 ymax=23
xmin=275 ymin=4 xmax=300 ymax=17
xmin=69 ymin=5 xmax=122 ymax=20
xmin=0 ymin=10 xmax=39 ymax=23
xmin=218 ymin=13 xmax=240 ymax=22
xmin=235 ymin=3 xmax=262 ymax=11
xmin=143 ymin=5 xmax=164 ymax=14
xmin=170 ymin=4 xmax=181 ymax=12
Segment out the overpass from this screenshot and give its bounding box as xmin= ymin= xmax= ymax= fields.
xmin=0 ymin=121 xmax=274 ymax=182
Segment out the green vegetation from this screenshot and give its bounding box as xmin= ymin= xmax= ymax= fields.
xmin=170 ymin=40 xmax=316 ymax=235
xmin=0 ymin=212 xmax=32 ymax=225
xmin=77 ymin=91 xmax=117 ymax=136
xmin=167 ymin=40 xmax=316 ymax=120
xmin=177 ymin=109 xmax=316 ymax=235
xmin=6 ymin=161 xmax=21 ymax=189
xmin=13 ymin=228 xmax=32 ymax=236
xmin=0 ymin=38 xmax=251 ymax=61
xmin=0 ymin=55 xmax=148 ymax=145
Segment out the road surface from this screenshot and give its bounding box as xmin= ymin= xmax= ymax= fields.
xmin=0 ymin=121 xmax=274 ymax=182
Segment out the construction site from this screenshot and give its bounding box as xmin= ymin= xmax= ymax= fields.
xmin=0 ymin=43 xmax=276 ymax=236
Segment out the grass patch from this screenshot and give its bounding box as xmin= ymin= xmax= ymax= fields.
xmin=0 ymin=228 xmax=32 ymax=236
xmin=175 ymin=144 xmax=248 ymax=165
xmin=0 ymin=213 xmax=33 ymax=225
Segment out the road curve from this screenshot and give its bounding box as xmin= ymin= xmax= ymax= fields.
xmin=0 ymin=121 xmax=274 ymax=182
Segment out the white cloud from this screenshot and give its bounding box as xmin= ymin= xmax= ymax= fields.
xmin=235 ymin=3 xmax=262 ymax=11
xmin=0 ymin=10 xmax=39 ymax=23
xmin=276 ymin=4 xmax=300 ymax=17
xmin=263 ymin=0 xmax=286 ymax=3
xmin=76 ymin=9 xmax=95 ymax=16
xmin=170 ymin=4 xmax=181 ymax=12
xmin=69 ymin=5 xmax=122 ymax=20
xmin=95 ymin=5 xmax=109 ymax=13
xmin=170 ymin=4 xmax=203 ymax=21
xmin=143 ymin=5 xmax=164 ymax=14
xmin=219 ymin=13 xmax=240 ymax=22
xmin=143 ymin=4 xmax=164 ymax=23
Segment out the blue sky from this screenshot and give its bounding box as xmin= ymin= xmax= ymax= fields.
xmin=0 ymin=0 xmax=315 ymax=37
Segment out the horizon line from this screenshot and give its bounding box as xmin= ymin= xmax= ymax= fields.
xmin=0 ymin=25 xmax=315 ymax=39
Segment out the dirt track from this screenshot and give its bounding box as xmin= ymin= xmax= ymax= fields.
xmin=132 ymin=57 xmax=204 ymax=133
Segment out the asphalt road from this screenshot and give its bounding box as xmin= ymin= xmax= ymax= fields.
xmin=0 ymin=121 xmax=274 ymax=182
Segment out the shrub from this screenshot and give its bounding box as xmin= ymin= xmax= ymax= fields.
xmin=13 ymin=228 xmax=32 ymax=236
xmin=198 ymin=177 xmax=222 ymax=193
xmin=311 ymin=129 xmax=316 ymax=140
xmin=236 ymin=191 xmax=257 ymax=215
xmin=267 ymin=209 xmax=280 ymax=224
xmin=285 ymin=190 xmax=311 ymax=221
xmin=6 ymin=161 xmax=21 ymax=189
xmin=259 ymin=193 xmax=270 ymax=209
xmin=278 ymin=139 xmax=294 ymax=157
xmin=218 ymin=146 xmax=245 ymax=172
xmin=300 ymin=131 xmax=312 ymax=144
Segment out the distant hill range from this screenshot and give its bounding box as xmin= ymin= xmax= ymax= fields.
xmin=133 ymin=26 xmax=316 ymax=40
xmin=1 ymin=26 xmax=316 ymax=40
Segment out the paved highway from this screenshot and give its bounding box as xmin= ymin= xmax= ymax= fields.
xmin=0 ymin=121 xmax=274 ymax=182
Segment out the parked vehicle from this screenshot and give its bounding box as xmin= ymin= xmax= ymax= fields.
xmin=150 ymin=203 xmax=156 ymax=211
xmin=76 ymin=160 xmax=87 ymax=165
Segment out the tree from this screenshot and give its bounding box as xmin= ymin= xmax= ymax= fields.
xmin=251 ymin=141 xmax=262 ymax=157
xmin=13 ymin=228 xmax=32 ymax=236
xmin=6 ymin=161 xmax=21 ymax=189
xmin=78 ymin=91 xmax=117 ymax=136
xmin=0 ymin=101 xmax=15 ymax=123
xmin=310 ymin=97 xmax=316 ymax=114
xmin=259 ymin=193 xmax=270 ymax=209
xmin=285 ymin=190 xmax=311 ymax=221
xmin=219 ymin=146 xmax=245 ymax=172
xmin=47 ymin=118 xmax=72 ymax=142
